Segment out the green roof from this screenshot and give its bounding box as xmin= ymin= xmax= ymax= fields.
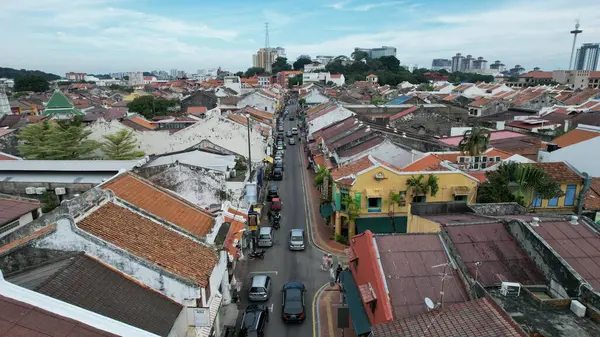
xmin=355 ymin=216 xmax=407 ymax=234
xmin=46 ymin=90 xmax=74 ymax=109
xmin=340 ymin=270 xmax=371 ymax=336
xmin=43 ymin=107 xmax=83 ymax=116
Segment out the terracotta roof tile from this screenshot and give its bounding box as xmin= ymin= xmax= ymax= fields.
xmin=187 ymin=106 xmax=207 ymax=114
xmin=372 ymin=297 xmax=526 ymax=337
xmin=331 ymin=156 xmax=375 ymax=181
xmin=127 ymin=115 xmax=157 ymax=130
xmin=223 ymin=217 xmax=246 ymax=258
xmin=584 ymin=177 xmax=600 ymax=211
xmin=552 ymin=128 xmax=600 ymax=148
xmin=389 ymin=106 xmax=419 ymax=121
xmin=0 ymin=224 xmax=56 ymax=255
xmin=0 ymin=151 xmax=20 ymax=160
xmin=401 ymin=154 xmax=449 ymax=172
xmin=77 ymin=202 xmax=217 ymax=286
xmin=102 ymin=173 xmax=215 ymax=237
xmin=531 ymin=162 xmax=582 ymax=182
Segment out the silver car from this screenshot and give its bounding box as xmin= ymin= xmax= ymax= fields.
xmin=249 ymin=275 xmax=272 ymax=301
xmin=289 ymin=229 xmax=305 ymax=251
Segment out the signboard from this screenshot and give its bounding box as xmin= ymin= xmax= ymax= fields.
xmin=248 ymin=213 xmax=258 ymax=231
xmin=192 ymin=308 xmax=210 ymax=327
xmin=245 ymin=183 xmax=257 ymax=205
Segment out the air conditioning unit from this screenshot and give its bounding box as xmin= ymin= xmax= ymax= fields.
xmin=35 ymin=187 xmax=46 ymax=195
xmin=464 ymin=157 xmax=472 ymax=163
xmin=55 ymin=187 xmax=66 ymax=195
xmin=25 ymin=187 xmax=36 ymax=195
xmin=500 ymin=282 xmax=521 ymax=297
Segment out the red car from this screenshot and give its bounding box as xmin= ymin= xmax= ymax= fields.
xmin=271 ymin=198 xmax=282 ymax=211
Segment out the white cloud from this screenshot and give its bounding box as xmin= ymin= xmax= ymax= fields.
xmin=326 ymin=0 xmax=351 ymax=10
xmin=352 ymin=1 xmax=405 ymax=11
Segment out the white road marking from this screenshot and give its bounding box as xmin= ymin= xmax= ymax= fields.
xmin=249 ymin=271 xmax=278 ymax=275
xmin=269 ymin=304 xmax=274 ymax=312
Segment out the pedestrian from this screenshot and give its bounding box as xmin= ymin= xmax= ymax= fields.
xmin=321 ymin=254 xmax=328 ymax=271
xmin=335 ymin=264 xmax=343 ymax=283
xmin=326 ymin=254 xmax=333 ymax=270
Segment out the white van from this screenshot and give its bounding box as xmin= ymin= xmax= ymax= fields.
xmin=257 ymin=227 xmax=274 ymax=247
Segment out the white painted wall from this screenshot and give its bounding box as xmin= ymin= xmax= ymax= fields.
xmin=304 ymin=90 xmax=329 ymax=105
xmin=538 ymin=136 xmax=600 ymax=177
xmin=87 ymin=113 xmax=267 ymax=162
xmin=35 ymin=217 xmax=201 ymax=306
xmin=18 ymin=211 xmax=35 ymax=227
xmin=308 ymin=106 xmax=355 ymax=134
xmin=327 ymin=75 xmax=345 ymax=86
xmin=167 ymin=308 xmax=188 ymax=337
xmin=238 ymin=92 xmax=277 ymax=114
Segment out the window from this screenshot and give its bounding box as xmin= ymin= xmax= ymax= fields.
xmin=413 ymin=195 xmax=426 ymax=203
xmin=454 ymin=195 xmax=467 ymax=202
xmin=367 ymin=197 xmax=382 ymax=212
xmin=564 ymin=185 xmax=577 ymax=206
xmin=532 ymin=194 xmax=542 ymax=207
xmin=340 ymin=190 xmax=349 ymax=212
xmin=547 ymin=196 xmax=559 ymax=207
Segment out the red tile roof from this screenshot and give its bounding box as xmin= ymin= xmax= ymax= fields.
xmin=0 ymin=151 xmax=20 ymax=160
xmin=330 ymin=74 xmax=342 ymax=79
xmin=520 ymin=71 xmax=553 ymax=79
xmin=531 ymin=162 xmax=582 ymax=182
xmin=0 ymin=294 xmax=118 ymax=337
xmin=123 ymin=115 xmax=157 ymax=130
xmin=78 ymin=202 xmax=217 ymax=287
xmin=375 ymin=234 xmax=469 ymax=319
xmin=563 ymin=88 xmax=600 ymax=106
xmin=400 ymin=154 xmax=449 ymax=172
xmin=389 ymin=106 xmax=419 ymax=121
xmin=584 ymin=178 xmax=600 ymax=211
xmin=0 ymin=196 xmax=40 ymax=225
xmin=187 ymin=106 xmax=207 ymax=114
xmin=223 ymin=209 xmax=247 ymax=258
xmin=102 ymin=173 xmax=215 ymax=237
xmin=530 ymin=218 xmax=600 ymax=289
xmin=371 ymin=297 xmax=526 ymax=337
xmin=552 ymin=128 xmax=600 ymax=148
xmin=0 ymin=224 xmax=56 ymax=256
xmin=445 ymin=222 xmax=546 ymax=286
xmin=331 ymin=155 xmax=375 ymax=181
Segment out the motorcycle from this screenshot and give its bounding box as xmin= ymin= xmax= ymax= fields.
xmin=249 ymin=250 xmax=266 ymax=260
xmin=273 ymin=213 xmax=281 ymax=230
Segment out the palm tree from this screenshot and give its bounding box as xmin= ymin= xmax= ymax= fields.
xmin=314 ymin=165 xmax=332 ymax=202
xmin=458 ymin=127 xmax=491 ymax=156
xmin=406 ymin=174 xmax=439 ymax=202
xmin=388 ymin=191 xmax=407 ymax=232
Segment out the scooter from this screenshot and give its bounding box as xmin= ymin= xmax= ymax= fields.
xmin=249 ymin=250 xmax=266 ymax=260
xmin=273 ymin=213 xmax=281 ymax=230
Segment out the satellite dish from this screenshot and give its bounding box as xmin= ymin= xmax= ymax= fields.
xmin=424 ymin=297 xmax=435 ymax=310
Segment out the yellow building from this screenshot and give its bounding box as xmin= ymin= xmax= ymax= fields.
xmin=122 ymin=90 xmax=151 ymax=102
xmin=330 ymin=155 xmax=479 ymax=238
xmin=530 ymin=162 xmax=585 ymax=211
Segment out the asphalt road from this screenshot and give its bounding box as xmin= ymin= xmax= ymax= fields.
xmin=237 ymin=97 xmax=329 ymax=337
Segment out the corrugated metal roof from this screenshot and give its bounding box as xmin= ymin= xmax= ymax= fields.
xmin=0 ymin=160 xmax=140 ymax=172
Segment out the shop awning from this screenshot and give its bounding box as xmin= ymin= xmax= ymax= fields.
xmin=320 ymin=203 xmax=335 ymax=218
xmin=453 ymin=186 xmax=470 ymax=195
xmin=340 ymin=270 xmax=371 ymax=336
xmin=365 ymin=188 xmax=383 ymax=198
xmin=355 ymin=216 xmax=407 ymax=234
xmin=196 ymin=293 xmax=223 ymax=337
xmin=264 ymin=155 xmax=273 ymax=164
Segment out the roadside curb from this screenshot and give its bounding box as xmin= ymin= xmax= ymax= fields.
xmin=312 ymin=282 xmax=329 ymax=337
xmin=298 ymin=146 xmax=345 ymax=260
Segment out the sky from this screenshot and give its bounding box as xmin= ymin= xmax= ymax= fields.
xmin=1 ymin=0 xmax=600 ymax=75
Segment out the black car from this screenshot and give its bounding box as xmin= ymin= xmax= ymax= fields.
xmin=289 ymin=116 xmax=295 ymax=121
xmin=239 ymin=304 xmax=268 ymax=337
xmin=281 ymin=282 xmax=306 ymax=323
xmin=275 ymin=161 xmax=284 ymax=172
xmin=273 ymin=167 xmax=283 ymax=181
xmin=267 ymin=185 xmax=279 ymax=201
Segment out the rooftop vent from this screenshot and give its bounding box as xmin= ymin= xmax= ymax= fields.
xmin=569 ymin=215 xmax=579 ymax=225
xmin=530 ymin=217 xmax=540 ymax=227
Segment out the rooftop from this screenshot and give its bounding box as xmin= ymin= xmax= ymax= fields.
xmin=371 ymin=297 xmax=526 ymax=337
xmin=101 ymin=172 xmax=215 ymax=238
xmin=530 ymin=162 xmax=582 ymax=182
xmin=77 ymin=202 xmax=218 ymax=287
xmin=375 ymin=234 xmax=469 ymax=319
xmin=439 ymin=130 xmax=525 ymax=147
xmin=552 ymin=125 xmax=600 ymax=148
xmin=444 ymin=222 xmax=546 ymax=286
xmin=0 ymin=195 xmax=40 ymax=226
xmin=0 ymin=159 xmax=140 ymax=172
xmin=6 ymin=253 xmax=182 ymax=336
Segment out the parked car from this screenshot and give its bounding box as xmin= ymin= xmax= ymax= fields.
xmin=249 ymin=275 xmax=272 ymax=301
xmin=277 ymin=144 xmax=284 ymax=153
xmin=288 ymin=229 xmax=305 ymax=251
xmin=275 ymin=162 xmax=284 ymax=172
xmin=267 ymin=185 xmax=279 ymax=201
xmin=281 ymin=282 xmax=306 ymax=323
xmin=288 ymin=138 xmax=296 ymax=145
xmin=292 ymin=127 xmax=298 ymax=135
xmin=286 ymin=131 xmax=293 ymax=138
xmin=289 ymin=116 xmax=295 ymax=121
xmin=271 ymin=197 xmax=282 ymax=211
xmin=257 ymin=227 xmax=274 ymax=247
xmin=240 ymin=304 xmax=269 ymax=336
xmin=273 ymin=168 xmax=283 ymax=181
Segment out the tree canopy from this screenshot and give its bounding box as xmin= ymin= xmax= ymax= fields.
xmin=13 ymin=74 xmax=50 ymax=92
xmin=0 ymin=67 xmax=60 ymax=81
xmin=458 ymin=127 xmax=491 ymax=156
xmin=324 ymin=55 xmax=429 ymax=86
xmin=271 ymin=57 xmax=292 ymax=74
xmin=448 ymin=72 xmax=494 ymax=84
xmin=293 ymin=56 xmax=313 ymax=71
xmin=17 ymin=120 xmax=99 ymax=159
xmin=244 ymin=67 xmax=266 ymax=77
xmin=100 ymin=129 xmax=145 ymax=160
xmin=126 ymin=96 xmax=178 ymax=119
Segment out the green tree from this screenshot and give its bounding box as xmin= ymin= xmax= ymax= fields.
xmin=0 ymin=67 xmax=60 ymax=81
xmin=351 ymin=50 xmax=370 ymax=62
xmin=17 ymin=120 xmax=99 ymax=159
xmin=417 ymin=83 xmax=435 ymax=91
xmin=234 ymin=71 xmax=244 ymax=77
xmin=314 ymin=165 xmax=332 ymax=202
xmin=406 ymin=174 xmax=439 ymax=202
xmin=126 ymin=96 xmax=177 ymax=119
xmin=293 ymin=56 xmax=313 ymax=70
xmin=288 ymin=74 xmax=303 ymax=88
xmin=448 ymin=71 xmax=494 ymax=84
xmin=13 ymin=74 xmax=49 ymax=92
xmin=271 ymin=57 xmax=292 ymax=74
xmin=100 ymin=129 xmax=145 ymax=160
xmin=477 ymin=162 xmax=563 ymax=207
xmin=41 ymin=191 xmax=58 ymax=213
xmin=244 ymin=67 xmax=266 ymax=77
xmin=458 ymin=127 xmax=491 ymax=156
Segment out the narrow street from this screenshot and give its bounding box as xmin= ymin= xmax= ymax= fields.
xmin=236 ymin=97 xmax=329 ymax=337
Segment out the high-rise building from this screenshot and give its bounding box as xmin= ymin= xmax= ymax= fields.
xmin=460 ymin=55 xmax=474 ymax=71
xmin=489 ymin=60 xmax=506 ymax=72
xmin=451 ymin=53 xmax=464 ymax=72
xmin=127 ymin=72 xmax=144 ymax=86
xmin=253 ymin=48 xmax=280 ymax=73
xmin=66 ymin=72 xmax=86 ymax=81
xmin=472 ymin=57 xmax=488 ymax=69
xmin=170 ymin=69 xmax=178 ymax=78
xmin=575 ymin=43 xmax=600 ymax=71
xmin=431 ymin=59 xmax=451 ymax=71
xmin=354 ymin=46 xmax=396 ymax=59
xmin=314 ymin=55 xmax=334 ymax=65
xmin=0 ymin=85 xmax=10 ymax=116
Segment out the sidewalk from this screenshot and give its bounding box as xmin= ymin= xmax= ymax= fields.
xmin=317 ymin=285 xmax=357 ymax=337
xmin=300 ymin=149 xmax=347 ymax=256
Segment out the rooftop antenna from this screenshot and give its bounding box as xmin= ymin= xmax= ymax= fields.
xmin=569 ymin=19 xmax=583 ymax=70
xmin=424 ymin=297 xmax=435 ymax=311
xmin=432 ymin=263 xmax=452 ymax=309
xmin=265 ymin=22 xmax=270 ymax=49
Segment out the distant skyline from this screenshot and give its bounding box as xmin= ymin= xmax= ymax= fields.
xmin=1 ymin=0 xmax=599 ymax=75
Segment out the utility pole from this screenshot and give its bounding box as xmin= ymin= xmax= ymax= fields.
xmin=246 ymin=114 xmax=252 ymax=180
xmin=432 ymin=263 xmax=452 ymax=309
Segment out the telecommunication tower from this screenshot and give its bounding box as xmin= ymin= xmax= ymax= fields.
xmin=569 ymin=20 xmax=583 ymax=70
